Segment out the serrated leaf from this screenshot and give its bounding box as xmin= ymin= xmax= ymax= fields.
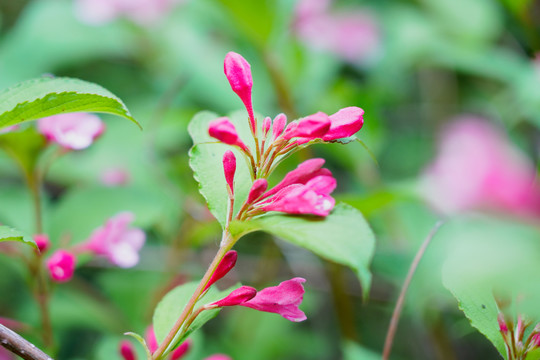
xmin=153 ymin=281 xmax=238 ymax=353
xmin=230 ymin=203 xmax=375 ymax=298
xmin=0 ymin=225 xmax=36 ymax=248
xmin=188 ymin=111 xmax=255 ymax=228
xmin=0 ymin=77 xmax=139 ymax=130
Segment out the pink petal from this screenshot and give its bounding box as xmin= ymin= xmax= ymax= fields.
xmin=170 ymin=339 xmax=192 ymax=360
xmin=209 ymin=286 xmax=257 ymax=307
xmin=282 ymin=112 xmax=331 ymax=140
xmin=322 ymin=107 xmax=364 ymax=141
xmin=222 ymin=151 xmax=236 ymax=194
xmin=119 ymin=340 xmax=137 ymax=360
xmin=34 ymin=234 xmax=50 ymax=253
xmin=46 ymin=250 xmax=76 ymax=283
xmin=37 ymin=113 xmax=105 ymax=150
xmin=224 ymin=52 xmax=255 ymax=131
xmin=241 ymin=278 xmax=307 ymax=322
xmin=272 ymin=114 xmax=287 ymax=140
xmin=144 ymin=326 xmax=158 ymax=353
xmin=247 ymin=179 xmax=268 ymax=203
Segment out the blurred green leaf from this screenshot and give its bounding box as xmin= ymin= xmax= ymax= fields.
xmin=214 ymin=0 xmax=275 ymax=44
xmin=230 ymin=203 xmax=375 ymax=298
xmin=153 ymin=281 xmax=237 ymax=353
xmin=0 ymin=225 xmax=35 ymax=248
xmin=0 ymin=127 xmax=46 ymax=176
xmin=188 ymin=111 xmax=254 ymax=228
xmin=0 ymin=77 xmax=139 ymax=130
xmin=343 ymin=341 xmax=381 ymax=360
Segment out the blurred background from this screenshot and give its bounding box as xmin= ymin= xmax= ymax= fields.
xmin=1 ymin=0 xmax=540 ymax=359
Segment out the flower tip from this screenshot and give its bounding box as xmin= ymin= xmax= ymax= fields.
xmin=223 ymin=52 xmax=255 ymax=131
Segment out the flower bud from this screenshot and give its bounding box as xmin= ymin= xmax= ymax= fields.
xmin=223 ymin=151 xmax=236 ymax=195
xmin=263 ymin=117 xmax=272 ymax=137
xmin=282 ymin=112 xmax=331 ymax=140
xmin=119 ymin=340 xmax=137 ymax=360
xmin=34 ymin=234 xmax=50 ymax=253
xmin=204 ymin=250 xmax=238 ymax=291
xmin=170 ymin=339 xmax=192 ymax=360
xmin=208 ymin=286 xmax=257 ymax=308
xmin=272 ymin=114 xmax=287 ymax=140
xmin=224 ymin=52 xmax=255 ymax=132
xmin=208 ymin=117 xmax=248 ymax=151
xmin=46 ymin=250 xmax=76 ymax=282
xmin=322 ymin=106 xmax=364 ymax=141
xmin=247 ymin=179 xmax=268 ymax=203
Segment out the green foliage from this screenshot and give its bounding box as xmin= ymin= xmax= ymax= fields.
xmin=0 ymin=225 xmax=35 ymax=248
xmin=0 ymin=127 xmax=46 ymax=176
xmin=0 ymin=77 xmax=138 ymax=130
xmin=231 ymin=203 xmax=375 ymax=298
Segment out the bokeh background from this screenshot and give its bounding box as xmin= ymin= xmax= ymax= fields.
xmin=1 ymin=0 xmax=540 ymax=359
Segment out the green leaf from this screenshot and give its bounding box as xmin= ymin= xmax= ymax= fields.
xmin=0 ymin=77 xmax=139 ymax=130
xmin=343 ymin=341 xmax=381 ymax=360
xmin=0 ymin=225 xmax=36 ymax=248
xmin=153 ymin=281 xmax=238 ymax=353
xmin=441 ymin=216 xmax=540 ymax=358
xmin=230 ymin=203 xmax=375 ymax=298
xmin=188 ymin=111 xmax=254 ymax=228
xmin=0 ymin=127 xmax=46 ymax=176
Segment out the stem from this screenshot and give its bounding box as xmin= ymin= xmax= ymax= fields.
xmin=152 ymin=234 xmax=235 ymax=360
xmin=382 ymin=220 xmax=444 ymax=360
xmin=0 ymin=324 xmax=52 ymax=360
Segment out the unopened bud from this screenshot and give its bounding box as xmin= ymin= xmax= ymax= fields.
xmin=204 ymin=250 xmax=238 ymax=291
xmin=208 ymin=286 xmax=257 ymax=308
xmin=34 ymin=234 xmax=50 ymax=253
xmin=224 ymin=52 xmax=255 ymax=132
xmin=247 ymin=179 xmax=268 ymax=203
xmin=222 ymin=151 xmax=236 ymax=195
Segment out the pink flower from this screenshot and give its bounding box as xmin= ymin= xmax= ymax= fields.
xmin=204 ymin=250 xmax=238 ymax=291
xmin=241 ymin=277 xmax=307 ymax=322
xmin=170 ymin=339 xmax=192 ymax=360
xmin=75 ymin=0 xmax=181 ymax=26
xmin=272 ymin=114 xmax=287 ymax=140
xmin=224 ymin=52 xmax=255 ymax=132
xmin=208 ymin=117 xmax=248 ymax=151
xmin=208 ymin=286 xmax=257 ymax=308
xmin=532 ymin=333 xmax=540 ymax=348
xmin=204 ymin=356 xmax=232 ymax=360
xmin=46 ymin=250 xmax=76 ymax=282
xmin=222 ymin=151 xmax=236 ymax=195
xmin=37 ymin=113 xmax=105 ymax=150
xmin=247 ymin=179 xmax=268 ymax=203
xmin=294 ymin=0 xmax=380 ymax=63
xmin=119 ymin=340 xmax=137 ymax=360
xmin=100 ymin=167 xmax=130 ymax=186
xmin=145 ymin=326 xmax=158 ymax=353
xmin=282 ymin=112 xmax=331 ymax=141
xmin=81 ymin=212 xmax=146 ymax=268
xmin=259 ymin=175 xmax=336 ymax=216
xmin=0 ymin=125 xmax=19 ymax=134
xmin=34 ymin=234 xmax=50 ymax=253
xmin=322 ymin=107 xmax=365 ymax=141
xmin=263 ymin=117 xmax=272 ymax=137
xmin=421 ymin=117 xmax=540 ymax=217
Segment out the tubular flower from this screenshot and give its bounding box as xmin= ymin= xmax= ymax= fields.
xmin=282 ymin=112 xmax=331 ymax=141
xmin=207 ymin=286 xmax=257 ymax=308
xmin=222 ymin=151 xmax=236 ymax=195
xmin=322 ymin=107 xmax=365 ymax=141
xmin=224 ymin=52 xmax=256 ymax=132
xmin=81 ymin=212 xmax=146 ymax=268
xmin=272 ymin=114 xmax=287 ymax=140
xmin=46 ymin=250 xmax=76 ymax=283
xmin=37 ymin=113 xmax=105 ymax=150
xmin=241 ymin=277 xmax=307 ymax=322
xmin=119 ymin=340 xmax=137 ymax=360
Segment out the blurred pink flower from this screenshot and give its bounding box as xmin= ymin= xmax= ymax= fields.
xmin=34 ymin=234 xmax=50 ymax=253
xmin=75 ymin=0 xmax=181 ymax=26
xmin=0 ymin=125 xmax=19 ymax=134
xmin=241 ymin=277 xmax=307 ymax=322
xmin=421 ymin=117 xmax=540 ymax=217
xmin=46 ymin=250 xmax=76 ymax=282
xmin=293 ymin=0 xmax=380 ymax=63
xmin=100 ymin=167 xmax=130 ymax=186
xmin=119 ymin=340 xmax=137 ymax=360
xmin=144 ymin=327 xmax=191 ymax=359
xmin=37 ymin=113 xmax=104 ymax=150
xmin=204 ymin=355 xmax=232 ymax=360
xmin=81 ymin=212 xmax=145 ymax=268
xmin=0 ymin=346 xmax=14 ymax=360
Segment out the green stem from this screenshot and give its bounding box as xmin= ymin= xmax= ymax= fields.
xmin=382 ymin=220 xmax=444 ymax=360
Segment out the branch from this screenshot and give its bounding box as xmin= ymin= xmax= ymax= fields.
xmin=0 ymin=324 xmax=53 ymax=360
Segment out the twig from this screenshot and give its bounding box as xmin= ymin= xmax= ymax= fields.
xmin=0 ymin=324 xmax=53 ymax=360
xmin=382 ymin=220 xmax=445 ymax=360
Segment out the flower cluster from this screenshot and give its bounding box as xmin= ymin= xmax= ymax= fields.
xmin=210 ymin=52 xmax=365 ymax=219
xmin=43 ymin=212 xmax=146 ymax=283
xmin=498 ymin=313 xmax=540 ymax=359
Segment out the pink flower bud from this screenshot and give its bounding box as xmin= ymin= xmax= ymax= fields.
xmin=282 ymin=112 xmax=331 ymax=141
xmin=322 ymin=107 xmax=364 ymax=141
xmin=247 ymin=179 xmax=268 ymax=203
xmin=46 ymin=250 xmax=76 ymax=282
xmin=209 ymin=286 xmax=257 ymax=308
xmin=241 ymin=277 xmax=307 ymax=322
xmin=224 ymin=52 xmax=255 ymax=132
xmin=223 ymin=151 xmax=236 ymax=195
xmin=208 ymin=117 xmax=248 ymax=151
xmin=532 ymin=333 xmax=540 ymax=348
xmin=144 ymin=326 xmax=158 ymax=353
xmin=204 ymin=250 xmax=238 ymax=291
xmin=498 ymin=313 xmax=508 ymax=333
xmin=0 ymin=124 xmax=20 ymax=134
xmin=272 ymin=114 xmax=287 ymax=140
xmin=37 ymin=113 xmax=105 ymax=150
xmin=34 ymin=234 xmax=50 ymax=253
xmin=119 ymin=340 xmax=137 ymax=360
xmin=170 ymin=339 xmax=192 ymax=360
xmin=263 ymin=117 xmax=272 ymax=137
